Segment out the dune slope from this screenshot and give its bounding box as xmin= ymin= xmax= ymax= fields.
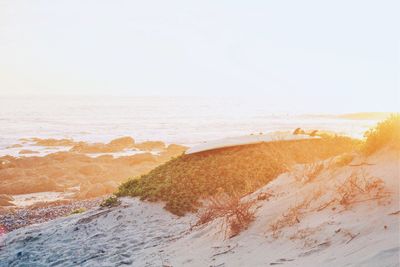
xmin=0 ymin=149 xmax=398 ymax=267
xmin=164 ymin=149 xmax=400 ymax=266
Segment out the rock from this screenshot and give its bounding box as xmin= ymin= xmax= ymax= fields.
xmin=84 ymin=183 xmax=107 ymax=198
xmin=293 ymin=128 xmax=305 ymax=135
xmin=0 ymin=199 xmax=15 ymax=206
xmin=0 ymin=194 xmax=14 ymax=201
xmin=103 ymin=181 xmax=119 ymax=193
xmin=47 ymin=152 xmax=71 ymax=161
xmin=33 ymin=138 xmax=76 ymax=147
xmin=0 ymin=158 xmax=16 ymax=169
xmin=108 ymin=137 xmax=135 ymax=149
xmin=159 ymin=144 xmax=187 ymax=160
xmin=134 ymin=141 xmax=165 ymax=151
xmin=117 ymin=153 xmax=156 ymax=165
xmin=0 ymin=177 xmax=63 ymax=195
xmin=0 ymin=139 xmax=181 ymax=197
xmin=79 ymin=165 xmax=103 ymax=176
xmin=6 ymin=144 xmax=23 ymax=149
xmin=35 ymin=177 xmax=63 ymax=192
xmin=96 ymin=155 xmax=114 ymax=162
xmin=19 ymin=150 xmax=39 ymax=155
xmin=165 ymin=144 xmax=187 ymax=154
xmin=70 ymin=142 xmax=108 ymax=153
xmin=70 ymin=137 xmax=135 ymax=154
xmin=309 ymin=130 xmax=318 ymax=137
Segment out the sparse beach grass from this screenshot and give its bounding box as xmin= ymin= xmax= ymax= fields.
xmin=363 ymin=114 xmax=400 ymax=155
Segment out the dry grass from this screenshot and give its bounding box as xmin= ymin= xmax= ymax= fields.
xmin=270 ymin=189 xmax=322 ymax=238
xmin=333 ymin=153 xmax=355 ymax=167
xmin=270 ymin=168 xmax=388 ymax=237
xmin=294 ymin=162 xmax=325 ymax=184
xmin=363 ymin=114 xmax=400 ymax=155
xmin=195 ymin=193 xmax=256 ymax=238
xmin=336 ymin=170 xmax=388 ymax=207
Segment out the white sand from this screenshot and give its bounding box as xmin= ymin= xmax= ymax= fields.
xmin=186 ymin=132 xmax=317 ymax=154
xmin=1 ymin=149 xmax=399 ymax=266
xmin=0 ymin=199 xmax=193 ymax=266
xmin=165 ymin=149 xmax=400 ymax=266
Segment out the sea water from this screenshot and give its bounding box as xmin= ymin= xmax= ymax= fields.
xmin=0 ymin=95 xmax=379 ymax=156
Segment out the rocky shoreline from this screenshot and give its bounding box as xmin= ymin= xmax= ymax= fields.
xmin=0 ymin=136 xmax=186 ymax=199
xmin=0 ymin=198 xmax=104 ymax=232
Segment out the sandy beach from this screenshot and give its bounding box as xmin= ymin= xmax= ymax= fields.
xmin=1 ymin=1 xmax=398 ymax=265
xmin=1 ymin=130 xmax=399 ymax=266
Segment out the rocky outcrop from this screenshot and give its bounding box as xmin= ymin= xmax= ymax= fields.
xmin=0 ymin=194 xmax=15 ymax=206
xmin=0 ymin=141 xmax=186 ymax=198
xmin=19 ymin=150 xmax=39 ymax=155
xmin=158 ymin=144 xmax=187 ymax=160
xmin=134 ymin=141 xmax=165 ymax=151
xmin=77 ymin=181 xmax=119 ymax=199
xmin=6 ymin=144 xmax=23 ymax=149
xmin=32 ymin=138 xmax=77 ymax=147
xmin=70 ymin=137 xmax=135 ymax=153
xmin=108 ymin=137 xmax=135 ymax=149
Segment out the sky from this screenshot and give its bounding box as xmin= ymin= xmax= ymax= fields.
xmin=0 ymin=0 xmax=399 ymax=112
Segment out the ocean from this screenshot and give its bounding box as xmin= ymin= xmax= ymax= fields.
xmin=0 ymin=95 xmax=379 ymax=156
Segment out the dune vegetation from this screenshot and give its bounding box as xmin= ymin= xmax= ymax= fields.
xmin=117 ymin=137 xmax=358 ymax=215
xmin=363 ymin=114 xmax=400 ymax=155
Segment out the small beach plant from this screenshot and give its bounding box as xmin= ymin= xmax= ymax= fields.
xmin=100 ymin=196 xmax=121 ymax=208
xmin=70 ymin=208 xmax=86 ymax=215
xmin=363 ymin=114 xmax=400 ymax=155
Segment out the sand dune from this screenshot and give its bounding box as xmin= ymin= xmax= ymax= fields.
xmin=1 ymin=148 xmax=398 ymax=266
xmin=164 ymin=149 xmax=399 ymax=266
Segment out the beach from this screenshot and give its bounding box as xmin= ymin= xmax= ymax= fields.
xmin=1 ymin=0 xmax=398 ymax=265
xmin=0 ymin=101 xmax=398 ymax=266
xmin=1 ymin=143 xmax=398 ymax=266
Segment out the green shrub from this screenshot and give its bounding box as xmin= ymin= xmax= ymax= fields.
xmin=363 ymin=114 xmax=400 ymax=155
xmin=70 ymin=208 xmax=86 ymax=215
xmin=117 ymin=137 xmax=358 ymax=216
xmin=100 ymin=196 xmax=121 ymax=208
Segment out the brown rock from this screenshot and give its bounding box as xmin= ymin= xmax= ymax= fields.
xmin=70 ymin=142 xmax=107 ymax=153
xmin=33 ymin=138 xmax=76 ymax=147
xmin=96 ymin=155 xmax=114 ymax=162
xmin=6 ymin=144 xmax=23 ymax=148
xmin=118 ymin=153 xmax=156 ymax=165
xmin=19 ymin=150 xmax=39 ymax=155
xmin=0 ymin=199 xmax=15 ymax=206
xmin=108 ymin=137 xmax=135 ymax=149
xmin=0 ymin=158 xmax=16 ymax=169
xmin=79 ymin=165 xmax=103 ymax=176
xmin=70 ymin=137 xmax=135 ymax=154
xmin=0 ymin=194 xmax=14 ymax=201
xmin=103 ymin=181 xmax=119 ymax=193
xmin=159 ymin=144 xmax=187 ymax=160
xmin=84 ymin=183 xmax=107 ymax=198
xmin=166 ymin=144 xmax=187 ymax=154
xmin=134 ymin=141 xmax=165 ymax=151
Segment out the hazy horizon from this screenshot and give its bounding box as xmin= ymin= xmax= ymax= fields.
xmin=1 ymin=0 xmax=399 ymax=112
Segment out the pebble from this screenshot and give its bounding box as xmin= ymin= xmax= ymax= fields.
xmin=0 ymin=198 xmax=103 ymax=232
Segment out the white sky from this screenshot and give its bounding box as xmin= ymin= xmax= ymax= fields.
xmin=0 ymin=0 xmax=399 ymax=112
